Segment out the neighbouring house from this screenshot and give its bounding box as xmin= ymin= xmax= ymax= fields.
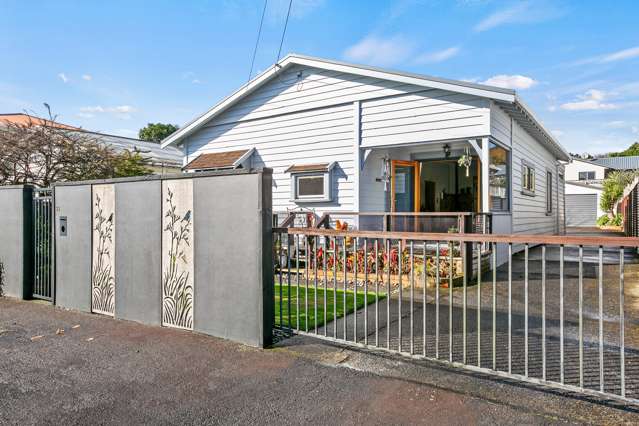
xmin=0 ymin=112 xmax=81 ymax=130
xmin=564 ymin=156 xmax=639 ymax=227
xmin=162 ymin=54 xmax=570 ymax=242
xmin=0 ymin=113 xmax=183 ymax=174
xmin=70 ymin=129 xmax=183 ymax=174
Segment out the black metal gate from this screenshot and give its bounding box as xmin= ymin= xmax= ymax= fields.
xmin=32 ymin=188 xmax=54 ymax=301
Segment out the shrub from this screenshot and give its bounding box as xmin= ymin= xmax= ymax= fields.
xmin=596 ymin=215 xmax=610 ymax=226
xmin=600 ymin=170 xmax=638 ymax=214
xmin=611 ymin=213 xmax=623 ymax=227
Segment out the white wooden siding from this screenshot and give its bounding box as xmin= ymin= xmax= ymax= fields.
xmin=490 ymin=103 xmax=512 ymax=146
xmin=211 ymin=65 xmax=430 ymax=126
xmin=181 ymin=62 xmax=563 ymax=236
xmin=564 ymin=159 xmax=607 ymax=181
xmin=360 ymin=91 xmax=490 ymax=148
xmin=511 ymin=118 xmax=560 ymax=235
xmin=359 ymin=148 xmax=390 ymax=212
xmin=558 ymin=167 xmax=566 ymax=234
xmin=185 ymin=103 xmax=355 ymax=212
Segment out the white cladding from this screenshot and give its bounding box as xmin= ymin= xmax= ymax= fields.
xmin=511 ymin=117 xmax=562 ymax=235
xmin=181 ymin=63 xmax=564 ymax=235
xmin=564 ymin=158 xmax=607 ymax=181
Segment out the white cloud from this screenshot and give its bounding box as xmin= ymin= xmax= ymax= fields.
xmin=573 ymin=45 xmax=639 ymax=66
xmin=604 ymin=120 xmax=627 ymax=128
xmin=481 ymin=74 xmax=537 ymax=90
xmin=79 ymin=105 xmax=137 ymax=119
xmin=288 ymin=0 xmax=325 ymax=18
xmin=551 ymin=129 xmax=564 ymax=137
xmin=603 ymin=121 xmax=639 ymax=134
xmin=601 ymin=46 xmax=639 ymax=63
xmin=474 ymin=1 xmax=563 ymax=32
xmin=343 ymin=35 xmax=413 ymax=66
xmin=82 ymin=74 xmax=92 ymax=81
xmin=560 ymin=89 xmax=618 ymax=111
xmin=182 ymin=71 xmax=203 ymax=84
xmin=416 ymin=46 xmax=460 ymax=64
xmin=58 ymin=73 xmax=69 ymax=83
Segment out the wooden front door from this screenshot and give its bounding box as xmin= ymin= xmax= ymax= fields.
xmin=391 ymin=160 xmax=420 ymax=212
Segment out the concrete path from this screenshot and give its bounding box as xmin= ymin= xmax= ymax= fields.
xmin=2 ymin=298 xmax=639 ymax=424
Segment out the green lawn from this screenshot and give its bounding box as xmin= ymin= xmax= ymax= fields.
xmin=274 ymin=284 xmax=386 ymax=331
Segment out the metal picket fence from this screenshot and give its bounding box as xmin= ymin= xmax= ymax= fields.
xmin=273 ymin=227 xmax=639 ymax=406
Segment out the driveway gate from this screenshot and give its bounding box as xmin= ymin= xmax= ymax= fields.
xmin=273 ymin=227 xmax=639 ymax=406
xmin=32 ymin=188 xmax=54 ymax=301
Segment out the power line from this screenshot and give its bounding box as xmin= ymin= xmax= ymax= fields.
xmin=275 ymin=0 xmax=293 ymax=64
xmin=247 ymin=0 xmax=269 ymax=84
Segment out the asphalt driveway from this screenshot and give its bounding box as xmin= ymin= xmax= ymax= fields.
xmin=2 ymin=298 xmax=639 ymax=424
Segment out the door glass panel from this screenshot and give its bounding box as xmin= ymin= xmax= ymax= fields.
xmin=394 ymin=165 xmax=414 ymax=212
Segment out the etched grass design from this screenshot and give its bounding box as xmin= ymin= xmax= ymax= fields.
xmin=162 ymin=188 xmax=193 ymax=329
xmin=92 ymin=193 xmax=115 ymax=314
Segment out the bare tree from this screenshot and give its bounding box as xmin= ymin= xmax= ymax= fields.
xmin=0 ymin=111 xmax=151 ymax=187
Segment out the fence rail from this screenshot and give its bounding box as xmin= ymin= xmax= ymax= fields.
xmin=274 ymin=211 xmax=492 ymax=235
xmin=273 ymin=227 xmax=639 ymax=406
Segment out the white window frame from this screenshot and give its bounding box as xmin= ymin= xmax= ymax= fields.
xmin=290 ymin=171 xmax=332 ymax=203
xmin=521 ymin=160 xmax=536 ymax=196
xmin=578 ymin=171 xmax=596 ymax=181
xmin=546 ymin=169 xmax=553 ymax=215
xmin=488 ymin=140 xmax=511 ymax=213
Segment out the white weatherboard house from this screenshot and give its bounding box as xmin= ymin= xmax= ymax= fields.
xmin=564 ymin=156 xmax=639 ymax=227
xmin=162 ymin=54 xmax=570 ymax=238
xmin=564 ymin=158 xmax=608 ymax=227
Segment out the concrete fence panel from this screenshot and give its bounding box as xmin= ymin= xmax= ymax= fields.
xmin=115 ymin=180 xmax=162 ymax=326
xmin=53 ymin=169 xmax=273 ymax=347
xmin=55 ymin=185 xmax=92 ymax=311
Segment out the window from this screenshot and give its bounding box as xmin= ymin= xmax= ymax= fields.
xmin=489 ymin=142 xmax=510 ymax=211
xmin=522 ymin=162 xmax=535 ymax=195
xmin=287 ymin=163 xmax=334 ymax=202
xmin=546 ymin=171 xmax=553 ymax=214
xmin=578 ymin=171 xmax=596 ymax=180
xmin=296 ymin=175 xmax=325 ymax=198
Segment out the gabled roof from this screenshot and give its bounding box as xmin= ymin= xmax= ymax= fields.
xmin=592 ymin=156 xmax=639 ymax=170
xmin=183 ymin=148 xmax=254 ymax=171
xmin=568 ymin=157 xmax=608 ymax=168
xmin=1 ymin=113 xmax=182 ymax=166
xmin=68 ymin=129 xmax=183 ymax=166
xmin=162 ymin=53 xmax=569 ymax=161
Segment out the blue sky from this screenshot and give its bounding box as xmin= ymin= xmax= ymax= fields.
xmin=1 ymin=0 xmax=638 ymax=154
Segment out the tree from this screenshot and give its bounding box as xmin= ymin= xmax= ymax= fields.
xmin=138 ymin=123 xmax=179 ymax=143
xmin=600 ymin=170 xmax=638 ymax=216
xmin=608 ymin=142 xmax=639 ymax=157
xmin=113 ymin=149 xmax=154 ymax=177
xmin=0 ymin=112 xmax=152 ymax=187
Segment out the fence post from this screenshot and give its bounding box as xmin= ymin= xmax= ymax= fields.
xmin=0 ymin=185 xmax=34 ymax=299
xmin=462 ymin=215 xmax=473 ymax=281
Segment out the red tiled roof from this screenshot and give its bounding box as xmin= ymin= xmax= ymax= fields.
xmin=0 ymin=113 xmax=80 ymax=130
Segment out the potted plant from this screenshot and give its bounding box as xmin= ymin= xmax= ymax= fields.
xmin=458 ymin=147 xmax=472 ymax=177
